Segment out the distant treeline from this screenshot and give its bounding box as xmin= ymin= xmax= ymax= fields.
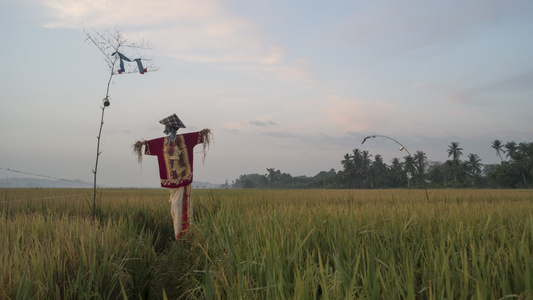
xmin=228 ymin=140 xmax=533 ymax=189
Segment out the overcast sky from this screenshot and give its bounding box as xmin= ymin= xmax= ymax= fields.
xmin=1 ymin=0 xmax=532 ymax=187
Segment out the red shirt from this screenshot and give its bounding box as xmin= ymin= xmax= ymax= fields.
xmin=145 ymin=131 xmax=204 ymax=188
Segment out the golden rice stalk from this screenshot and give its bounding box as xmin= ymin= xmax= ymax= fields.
xmin=132 ymin=140 xmax=146 ymax=164
xmin=200 ymin=129 xmax=213 ymax=163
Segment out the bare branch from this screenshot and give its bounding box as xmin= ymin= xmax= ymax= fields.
xmin=85 ymin=26 xmax=157 ymax=219
xmin=84 ymin=26 xmax=157 ymax=75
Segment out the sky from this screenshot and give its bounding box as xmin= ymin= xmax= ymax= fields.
xmin=1 ymin=0 xmax=532 ymax=187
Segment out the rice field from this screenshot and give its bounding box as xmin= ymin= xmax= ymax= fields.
xmin=1 ymin=188 xmax=533 ymax=299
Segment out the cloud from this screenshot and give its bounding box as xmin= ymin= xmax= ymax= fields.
xmin=261 ymin=61 xmax=315 ymax=83
xmin=476 ymin=69 xmax=533 ymax=94
xmin=317 ymin=95 xmax=398 ymax=133
xmin=412 ymin=82 xmax=439 ymax=90
xmin=42 ymin=0 xmax=219 ymax=29
xmin=223 ymin=128 xmax=240 ymax=134
xmin=260 ymin=130 xmax=363 ymax=150
xmin=223 ymin=60 xmax=315 ymax=83
xmin=443 ymin=69 xmax=533 ymax=104
xmin=39 ymin=0 xmax=314 ymax=82
xmin=250 ymin=120 xmax=266 ymax=127
xmin=172 ymin=46 xmax=283 ymax=64
xmin=337 ymin=0 xmax=521 ymax=57
xmin=223 ymin=93 xmax=400 ymax=141
xmin=250 ymin=120 xmax=278 ymax=127
xmin=263 ymin=131 xmax=295 ymax=139
xmin=447 ymin=110 xmax=467 ymax=115
xmin=411 ymin=67 xmax=533 ymax=105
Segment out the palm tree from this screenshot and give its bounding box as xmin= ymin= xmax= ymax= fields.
xmin=372 ymin=154 xmax=387 ymax=177
xmin=403 ymin=155 xmax=416 ymax=188
xmin=505 ymin=141 xmax=517 ymax=160
xmin=466 ymin=153 xmax=483 ymax=176
xmin=390 ymin=158 xmax=405 ymax=187
xmin=447 ymin=142 xmax=463 ymax=182
xmin=444 ymin=160 xmax=455 ymax=181
xmin=516 ymin=142 xmax=529 ymax=185
xmin=370 ymin=154 xmax=387 ymax=188
xmin=266 ymin=168 xmax=281 ymax=186
xmin=360 ymin=150 xmax=373 ymax=188
xmin=491 ymin=140 xmax=506 ymax=162
xmin=351 ymin=149 xmax=363 ymax=188
xmin=341 ymin=153 xmax=353 ymax=169
xmin=413 ymin=150 xmax=427 ymax=177
xmin=361 ymin=151 xmax=372 ymax=171
xmin=341 ymin=153 xmax=355 ymax=188
xmin=374 ymin=154 xmax=384 ymax=165
xmin=504 ymin=141 xmax=527 ymax=186
xmin=428 ymin=162 xmax=444 ymax=185
xmin=447 ymin=142 xmax=464 ymax=161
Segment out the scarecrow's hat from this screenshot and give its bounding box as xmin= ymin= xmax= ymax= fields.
xmin=159 ymin=114 xmax=186 ymax=128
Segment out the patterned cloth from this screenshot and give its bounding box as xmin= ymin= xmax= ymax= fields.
xmin=169 ymin=185 xmax=193 ymax=238
xmin=111 ymin=51 xmax=147 ymax=74
xmin=159 ymin=114 xmax=186 ymax=129
xmin=143 ymin=129 xmax=209 ymax=239
xmin=144 ymin=131 xmax=204 ymax=188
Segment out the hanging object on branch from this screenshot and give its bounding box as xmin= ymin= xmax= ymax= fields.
xmin=84 ymin=26 xmax=156 ymax=220
xmin=111 ymin=51 xmax=147 ymax=74
xmin=361 ymin=135 xmax=376 ymax=145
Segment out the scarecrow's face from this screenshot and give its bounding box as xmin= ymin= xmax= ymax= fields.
xmin=164 ymin=125 xmax=178 ymax=136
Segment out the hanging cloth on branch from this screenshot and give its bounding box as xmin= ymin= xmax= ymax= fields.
xmin=111 ymin=51 xmax=147 ymax=74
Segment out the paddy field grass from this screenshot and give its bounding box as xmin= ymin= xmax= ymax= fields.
xmin=1 ymin=188 xmax=532 ymax=299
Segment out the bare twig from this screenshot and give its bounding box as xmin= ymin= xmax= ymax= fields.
xmin=85 ymin=26 xmax=156 ymax=219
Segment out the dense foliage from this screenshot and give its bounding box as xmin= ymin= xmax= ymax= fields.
xmin=231 ymin=140 xmax=533 ymax=189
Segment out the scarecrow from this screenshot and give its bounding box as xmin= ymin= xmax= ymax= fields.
xmin=133 ymin=114 xmax=212 ymax=239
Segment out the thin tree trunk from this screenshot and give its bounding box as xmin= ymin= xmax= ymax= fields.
xmin=92 ymin=72 xmax=114 ymax=219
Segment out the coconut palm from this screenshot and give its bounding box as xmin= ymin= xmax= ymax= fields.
xmin=372 ymin=154 xmax=387 ymax=177
xmin=466 ymin=153 xmax=483 ymax=176
xmin=358 ymin=150 xmax=372 ymax=176
xmin=359 ymin=150 xmax=373 ymax=188
xmin=390 ymin=157 xmax=405 ymax=187
xmin=413 ymin=150 xmax=427 ymax=177
xmin=505 ymin=141 xmax=517 ymax=160
xmin=428 ymin=162 xmax=445 ymax=184
xmin=369 ymin=154 xmax=387 ymax=188
xmin=341 ymin=153 xmax=353 ymax=170
xmin=447 ymin=142 xmax=463 ymax=182
xmin=491 ymin=140 xmax=506 ymax=162
xmin=447 ymin=142 xmax=464 ymax=161
xmin=444 ymin=160 xmax=455 ymax=181
xmin=403 ymin=155 xmax=416 ymax=188
xmin=516 ymin=142 xmax=530 ymax=185
xmin=341 ymin=153 xmax=356 ymax=188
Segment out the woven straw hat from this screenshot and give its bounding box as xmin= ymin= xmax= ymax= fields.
xmin=159 ymin=114 xmax=186 ymax=128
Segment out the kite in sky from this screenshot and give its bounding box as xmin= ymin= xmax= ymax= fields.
xmin=111 ymin=51 xmax=147 ymax=74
